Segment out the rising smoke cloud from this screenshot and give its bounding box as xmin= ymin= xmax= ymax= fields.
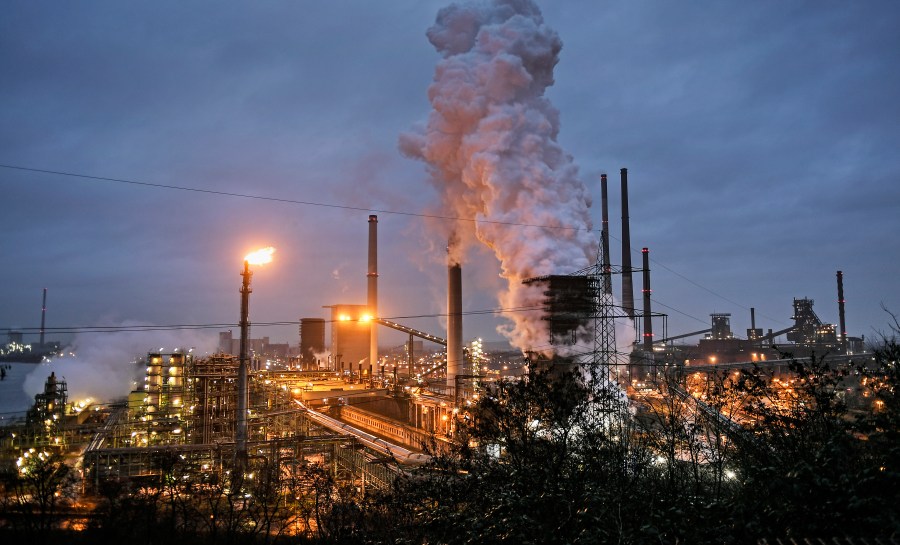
xmin=400 ymin=0 xmax=596 ymax=353
xmin=23 ymin=324 xmax=217 ymax=404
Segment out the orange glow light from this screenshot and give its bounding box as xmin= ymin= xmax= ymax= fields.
xmin=244 ymin=247 xmax=275 ymax=265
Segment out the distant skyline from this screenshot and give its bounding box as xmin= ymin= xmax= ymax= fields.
xmin=2 ymin=1 xmax=899 ymax=355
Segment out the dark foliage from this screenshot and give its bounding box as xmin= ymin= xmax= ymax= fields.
xmin=3 ymin=341 xmax=900 ymax=544
xmin=372 ymin=346 xmax=900 ymax=544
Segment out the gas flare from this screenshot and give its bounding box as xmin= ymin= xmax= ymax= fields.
xmin=244 ymin=247 xmax=275 ymax=266
xmin=401 ymin=0 xmax=596 ymax=353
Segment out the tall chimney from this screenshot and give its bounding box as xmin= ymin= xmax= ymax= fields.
xmin=447 ymin=247 xmax=463 ymax=391
xmin=600 ymin=174 xmax=612 ymax=294
xmin=837 ymin=270 xmax=847 ymax=346
xmin=751 ymin=307 xmax=756 ymax=332
xmin=40 ymin=288 xmax=47 ymax=347
xmin=236 ymin=261 xmax=252 ymax=467
xmin=620 ymin=168 xmax=635 ymax=319
xmin=368 ymin=215 xmax=378 ymax=384
xmin=642 ymin=248 xmax=652 ymax=352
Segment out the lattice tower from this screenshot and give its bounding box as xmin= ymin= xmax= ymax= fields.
xmin=572 ymin=224 xmax=627 ymax=419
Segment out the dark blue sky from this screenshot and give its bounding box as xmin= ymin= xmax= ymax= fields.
xmin=2 ymin=0 xmax=898 ymax=354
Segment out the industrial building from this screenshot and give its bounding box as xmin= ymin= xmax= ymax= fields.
xmin=76 ymin=350 xmax=400 ymax=493
xmin=324 ymin=304 xmax=372 ymax=379
xmin=668 ymin=291 xmax=859 ymax=367
xmin=299 ymin=317 xmax=326 ymax=368
xmin=522 ymin=274 xmax=596 ymax=375
xmin=217 ymin=330 xmax=290 ymax=362
xmin=0 ymin=167 xmax=871 ymax=517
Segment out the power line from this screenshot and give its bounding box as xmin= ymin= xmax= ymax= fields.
xmin=607 ymin=231 xmax=785 ymax=325
xmin=0 ymin=163 xmax=781 ymax=326
xmin=1 ymin=297 xmax=740 ymax=346
xmin=0 ymin=163 xmax=590 ymax=232
xmin=650 ymin=298 xmax=709 ymax=327
xmin=0 ymin=305 xmax=549 ymax=335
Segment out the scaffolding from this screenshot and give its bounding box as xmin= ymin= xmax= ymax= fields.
xmin=192 ymin=353 xmax=240 ymax=444
xmin=26 ymin=371 xmax=68 ymax=427
xmin=84 ymin=351 xmax=401 ymax=496
xmin=17 ymin=372 xmax=70 ymax=450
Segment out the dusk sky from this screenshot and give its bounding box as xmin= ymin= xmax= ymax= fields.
xmin=2 ymin=0 xmax=899 ymax=357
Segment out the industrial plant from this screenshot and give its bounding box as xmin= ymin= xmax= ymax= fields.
xmin=1 ymin=167 xmax=870 ymax=518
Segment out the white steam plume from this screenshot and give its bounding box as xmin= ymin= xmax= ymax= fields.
xmin=312 ymin=349 xmax=331 ymax=369
xmin=400 ymin=0 xmax=596 ymax=353
xmin=23 ymin=324 xmax=217 ymax=404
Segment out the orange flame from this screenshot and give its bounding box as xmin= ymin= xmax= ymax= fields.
xmin=244 ymin=247 xmax=275 ymax=265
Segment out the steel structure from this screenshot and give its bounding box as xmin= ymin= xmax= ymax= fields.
xmin=374 ymin=317 xmax=447 ymax=378
xmin=522 ymin=172 xmax=628 ymax=417
xmin=237 ymin=260 xmax=252 ymax=466
xmin=787 ymin=298 xmax=839 ymax=349
xmin=620 ymin=168 xmax=635 ymax=319
xmin=368 ymin=215 xmax=379 ymax=384
xmin=837 ymin=270 xmax=847 ymax=347
xmin=594 ymin=172 xmax=624 ymax=407
xmin=81 ymin=354 xmax=411 ymax=496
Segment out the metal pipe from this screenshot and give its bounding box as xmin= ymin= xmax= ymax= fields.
xmin=600 ymin=174 xmax=612 ymax=294
xmin=40 ymin=288 xmax=47 ymax=347
xmin=237 ymin=260 xmax=252 ymax=466
xmin=642 ymin=247 xmax=652 ymax=352
xmin=407 ymin=333 xmax=414 ymax=379
xmin=368 ymin=215 xmax=378 ymax=386
xmin=447 ymin=251 xmax=463 ymax=390
xmin=837 ymin=270 xmax=847 ymax=346
xmin=620 ymin=168 xmax=635 ymax=319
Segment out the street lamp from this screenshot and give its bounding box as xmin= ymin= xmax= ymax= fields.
xmin=236 ymin=247 xmax=274 ymax=468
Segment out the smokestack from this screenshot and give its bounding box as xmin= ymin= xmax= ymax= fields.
xmin=751 ymin=307 xmax=756 ymax=332
xmin=40 ymin=288 xmax=47 ymax=347
xmin=642 ymin=248 xmax=652 ymax=352
xmin=447 ymin=247 xmax=463 ymax=391
xmin=620 ymin=168 xmax=635 ymax=319
xmin=368 ymin=215 xmax=378 ymax=385
xmin=237 ymin=261 xmax=252 ymax=466
xmin=837 ymin=270 xmax=847 ymax=346
xmin=600 ymin=174 xmax=612 ymax=293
